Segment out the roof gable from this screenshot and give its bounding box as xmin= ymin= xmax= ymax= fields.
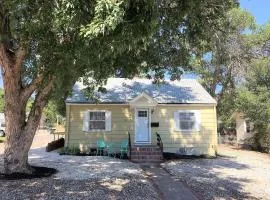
xmin=129 ymin=92 xmax=158 ymax=108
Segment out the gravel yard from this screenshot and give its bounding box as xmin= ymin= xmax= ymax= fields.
xmin=0 ymin=149 xmax=159 ymax=200
xmin=163 ymin=145 xmax=270 ymax=200
xmin=0 ymin=133 xmax=159 ymax=200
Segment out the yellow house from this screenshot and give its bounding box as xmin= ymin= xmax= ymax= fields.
xmin=65 ymin=78 xmax=218 ymax=159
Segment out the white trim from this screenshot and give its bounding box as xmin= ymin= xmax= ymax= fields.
xmin=129 ymin=92 xmax=158 ymax=108
xmin=66 ymin=103 xmax=216 ymax=106
xmin=134 ymin=108 xmax=151 ymax=144
xmin=129 ymin=92 xmax=158 ymax=104
xmin=157 ymin=104 xmax=216 ymax=107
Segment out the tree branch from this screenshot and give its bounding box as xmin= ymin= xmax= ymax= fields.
xmin=24 ymin=75 xmax=56 ymax=132
xmin=15 ymin=47 xmax=26 ymax=69
xmin=21 ymin=73 xmax=44 ymax=102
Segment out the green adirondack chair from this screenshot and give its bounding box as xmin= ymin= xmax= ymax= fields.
xmin=120 ymin=140 xmax=128 ymax=159
xmin=106 ymin=142 xmax=116 ymax=157
xmin=96 ymin=139 xmax=106 ymax=156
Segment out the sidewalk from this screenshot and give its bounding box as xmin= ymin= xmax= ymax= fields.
xmin=142 ymin=165 xmax=198 ymax=200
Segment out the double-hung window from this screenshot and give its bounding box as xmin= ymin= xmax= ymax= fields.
xmin=89 ymin=111 xmax=106 ymax=130
xmin=83 ymin=110 xmax=111 ymax=132
xmin=174 ymin=110 xmax=200 ymax=132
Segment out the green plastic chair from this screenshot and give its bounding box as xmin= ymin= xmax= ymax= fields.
xmin=106 ymin=142 xmax=116 ymax=158
xmin=96 ymin=139 xmax=106 ymax=156
xmin=120 ymin=140 xmax=128 ymax=159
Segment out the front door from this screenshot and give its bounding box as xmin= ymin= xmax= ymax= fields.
xmin=135 ymin=109 xmax=150 ymax=143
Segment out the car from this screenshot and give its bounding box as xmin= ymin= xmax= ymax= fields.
xmin=0 ymin=122 xmax=5 ymax=137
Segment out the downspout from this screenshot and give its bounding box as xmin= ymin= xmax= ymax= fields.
xmin=65 ymin=104 xmax=71 ymax=147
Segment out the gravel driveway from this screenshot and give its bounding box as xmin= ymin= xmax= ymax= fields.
xmin=0 ymin=133 xmax=159 ymax=200
xmin=163 ymin=145 xmax=270 ymax=200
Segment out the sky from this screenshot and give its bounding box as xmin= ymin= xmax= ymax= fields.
xmin=1 ymin=1 xmax=270 ymax=86
xmin=182 ymin=0 xmax=270 ymax=79
xmin=240 ymin=0 xmax=270 ymax=25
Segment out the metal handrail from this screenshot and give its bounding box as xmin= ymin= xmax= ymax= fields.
xmin=128 ymin=131 xmax=131 ymax=158
xmin=156 ymin=132 xmax=163 ymax=152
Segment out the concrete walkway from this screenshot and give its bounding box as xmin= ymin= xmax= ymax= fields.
xmin=142 ymin=165 xmax=198 ymax=200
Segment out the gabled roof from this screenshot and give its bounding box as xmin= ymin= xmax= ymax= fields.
xmin=129 ymin=92 xmax=158 ymax=108
xmin=66 ymin=78 xmax=217 ymax=104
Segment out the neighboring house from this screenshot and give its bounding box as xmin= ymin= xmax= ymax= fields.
xmin=65 ymin=78 xmax=218 ymax=157
xmin=234 ymin=112 xmax=253 ymax=146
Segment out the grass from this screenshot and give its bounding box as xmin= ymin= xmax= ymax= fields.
xmin=0 ymin=137 xmax=5 ymax=143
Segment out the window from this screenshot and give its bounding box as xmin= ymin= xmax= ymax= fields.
xmin=138 ymin=110 xmax=147 ymax=117
xmin=245 ymin=120 xmax=251 ymax=133
xmin=89 ymin=111 xmax=106 ymax=130
xmin=83 ymin=110 xmax=111 ymax=132
xmin=179 ymin=112 xmax=195 ymax=130
xmin=174 ymin=110 xmax=200 ymax=131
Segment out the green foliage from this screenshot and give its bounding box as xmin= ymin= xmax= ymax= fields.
xmin=195 ymin=8 xmax=256 ymax=120
xmin=59 ymin=146 xmax=81 ymax=155
xmin=1 ymin=0 xmax=238 ymax=124
xmin=43 ymin=100 xmax=66 ymax=127
xmin=236 ymin=56 xmax=270 ymax=148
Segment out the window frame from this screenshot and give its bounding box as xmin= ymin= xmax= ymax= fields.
xmin=83 ymin=110 xmax=112 ymax=133
xmin=89 ymin=111 xmax=106 ymax=131
xmin=174 ymin=110 xmax=200 ymax=132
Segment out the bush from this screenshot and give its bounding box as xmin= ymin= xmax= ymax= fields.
xmin=58 ymin=146 xmax=81 ymax=155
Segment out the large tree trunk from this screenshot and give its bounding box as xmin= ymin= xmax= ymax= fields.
xmin=3 ymin=83 xmax=51 ymax=174
xmin=3 ymin=76 xmax=53 ymax=174
xmin=3 ymin=96 xmax=44 ymax=174
xmin=0 ymin=44 xmax=53 ymax=174
xmin=0 ymin=4 xmax=54 ymax=174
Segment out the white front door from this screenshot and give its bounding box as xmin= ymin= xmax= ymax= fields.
xmin=135 ymin=108 xmax=150 ymax=143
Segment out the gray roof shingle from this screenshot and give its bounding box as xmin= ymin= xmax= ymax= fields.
xmin=66 ymin=78 xmax=217 ymax=104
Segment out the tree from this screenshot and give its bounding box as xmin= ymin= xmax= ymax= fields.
xmin=194 ymin=8 xmax=256 ymax=122
xmin=235 ymin=22 xmax=270 ymax=149
xmin=236 ymin=58 xmax=270 ymax=149
xmin=0 ymin=0 xmax=237 ymax=174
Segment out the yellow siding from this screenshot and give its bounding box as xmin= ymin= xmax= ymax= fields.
xmin=65 ymin=104 xmax=217 ymax=156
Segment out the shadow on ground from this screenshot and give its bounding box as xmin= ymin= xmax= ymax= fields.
xmin=164 ymin=157 xmax=258 ymax=200
xmin=0 ymin=177 xmax=158 ymax=200
xmin=0 ymin=147 xmax=159 ymax=199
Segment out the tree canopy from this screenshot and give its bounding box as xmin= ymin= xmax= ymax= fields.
xmin=0 ymin=0 xmax=239 ymax=173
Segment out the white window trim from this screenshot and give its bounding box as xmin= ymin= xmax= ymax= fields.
xmin=82 ymin=110 xmax=112 ymax=132
xmin=174 ymin=110 xmax=200 ymax=132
